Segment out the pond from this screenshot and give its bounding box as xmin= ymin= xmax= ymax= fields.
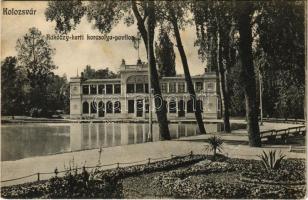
xmin=1 ymin=122 xmax=245 ymax=161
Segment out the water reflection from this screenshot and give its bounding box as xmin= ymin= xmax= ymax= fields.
xmin=2 ymin=122 xmax=222 ymax=161
xmin=1 ymin=124 xmax=70 ymax=161
xmin=70 ymin=123 xmax=225 ymax=151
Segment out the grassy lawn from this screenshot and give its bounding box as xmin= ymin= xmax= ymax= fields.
xmin=122 ymin=168 xmax=243 ymax=198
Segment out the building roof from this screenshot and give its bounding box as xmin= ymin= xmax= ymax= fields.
xmin=161 ymin=73 xmax=216 ymax=80
xmin=70 ymin=60 xmax=216 ymax=83
xmin=83 ymin=78 xmax=121 ymax=83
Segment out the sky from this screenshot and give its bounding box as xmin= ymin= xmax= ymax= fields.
xmin=1 ymin=1 xmax=205 ymax=79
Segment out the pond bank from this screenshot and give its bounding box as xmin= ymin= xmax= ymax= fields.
xmin=2 ymin=117 xmax=246 ymax=124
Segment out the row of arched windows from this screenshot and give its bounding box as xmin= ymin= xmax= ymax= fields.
xmin=165 ymin=99 xmax=203 ymax=113
xmin=83 ymin=101 xmax=121 ymax=114
xmin=82 ymin=99 xmax=203 ymax=115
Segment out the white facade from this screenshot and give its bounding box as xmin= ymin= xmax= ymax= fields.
xmin=70 ymin=60 xmax=220 ymax=120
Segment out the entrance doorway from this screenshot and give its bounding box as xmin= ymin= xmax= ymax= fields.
xmin=178 ymin=100 xmax=185 ymax=117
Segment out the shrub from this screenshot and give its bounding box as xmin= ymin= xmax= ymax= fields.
xmin=257 ymin=150 xmax=286 ymax=171
xmin=205 ymin=136 xmax=224 ymax=158
xmin=46 ymin=167 xmax=123 ymax=198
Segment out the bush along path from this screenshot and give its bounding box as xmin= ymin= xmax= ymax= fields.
xmin=1 ymin=154 xmax=306 ymax=199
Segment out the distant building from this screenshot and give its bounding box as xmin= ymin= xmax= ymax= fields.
xmin=69 ymin=59 xmax=220 ymax=119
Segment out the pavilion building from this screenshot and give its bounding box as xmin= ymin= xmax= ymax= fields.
xmin=69 ymin=59 xmax=220 ymax=120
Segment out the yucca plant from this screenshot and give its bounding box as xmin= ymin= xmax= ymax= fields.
xmin=257 ymin=150 xmax=286 ymax=171
xmin=205 ymin=136 xmax=224 ymax=158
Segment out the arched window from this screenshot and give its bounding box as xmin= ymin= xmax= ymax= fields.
xmin=187 ymin=99 xmax=195 ymax=113
xmin=90 ymin=101 xmax=97 ymax=114
xmin=106 ymin=101 xmax=113 ymax=113
xmin=83 ymin=102 xmax=89 ymax=114
xmin=98 ymin=101 xmax=104 ymax=111
xmin=114 ymin=101 xmax=121 ymax=113
xmin=169 ymin=100 xmax=177 ymax=113
xmin=136 ymin=99 xmax=143 ymax=111
xmin=136 ymin=99 xmax=143 ymax=117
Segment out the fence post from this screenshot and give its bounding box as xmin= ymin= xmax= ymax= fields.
xmin=171 ymin=154 xmax=173 ymax=159
xmin=117 ymin=163 xmax=120 ymax=168
xmin=37 ymin=173 xmax=40 ymax=181
xmin=148 ymin=158 xmax=151 ymax=165
xmin=190 ymin=151 xmax=193 ymax=156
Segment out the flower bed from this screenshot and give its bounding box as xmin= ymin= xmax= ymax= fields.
xmin=240 ymin=159 xmax=305 ymax=184
xmin=1 ymin=155 xmax=205 ymax=198
xmin=150 ymin=157 xmax=306 ymax=199
xmin=95 ymin=154 xmax=206 ymax=180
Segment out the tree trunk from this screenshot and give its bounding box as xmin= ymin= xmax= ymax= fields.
xmin=237 ymin=3 xmax=261 ymax=147
xmin=216 ymin=25 xmax=231 ymax=133
xmin=305 ymin=0 xmax=307 ymax=130
xmin=209 ymin=32 xmax=222 ymax=119
xmin=132 ymin=1 xmax=171 ymax=140
xmin=222 ymin=50 xmax=232 ymax=133
xmin=170 ymin=12 xmax=206 ymax=134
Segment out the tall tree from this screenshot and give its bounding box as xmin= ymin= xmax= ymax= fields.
xmin=16 ymin=27 xmax=57 ymax=117
xmin=213 ymin=3 xmax=233 ymax=133
xmin=46 ymin=73 xmax=70 ymax=114
xmin=45 ymin=0 xmax=171 ymax=139
xmin=236 ymin=2 xmax=261 ymax=147
xmin=155 ymin=29 xmax=176 ymax=77
xmin=216 ymin=24 xmax=231 ymax=133
xmin=156 ymin=1 xmax=206 ymax=134
xmin=254 ymin=1 xmax=305 ymax=119
xmin=194 ymin=1 xmax=261 ymax=145
xmin=146 ymin=0 xmax=171 ymax=139
xmin=228 ymin=60 xmax=246 ymax=117
xmin=1 ymin=57 xmax=26 ymax=117
xmin=193 ymin=1 xmax=233 ymax=133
